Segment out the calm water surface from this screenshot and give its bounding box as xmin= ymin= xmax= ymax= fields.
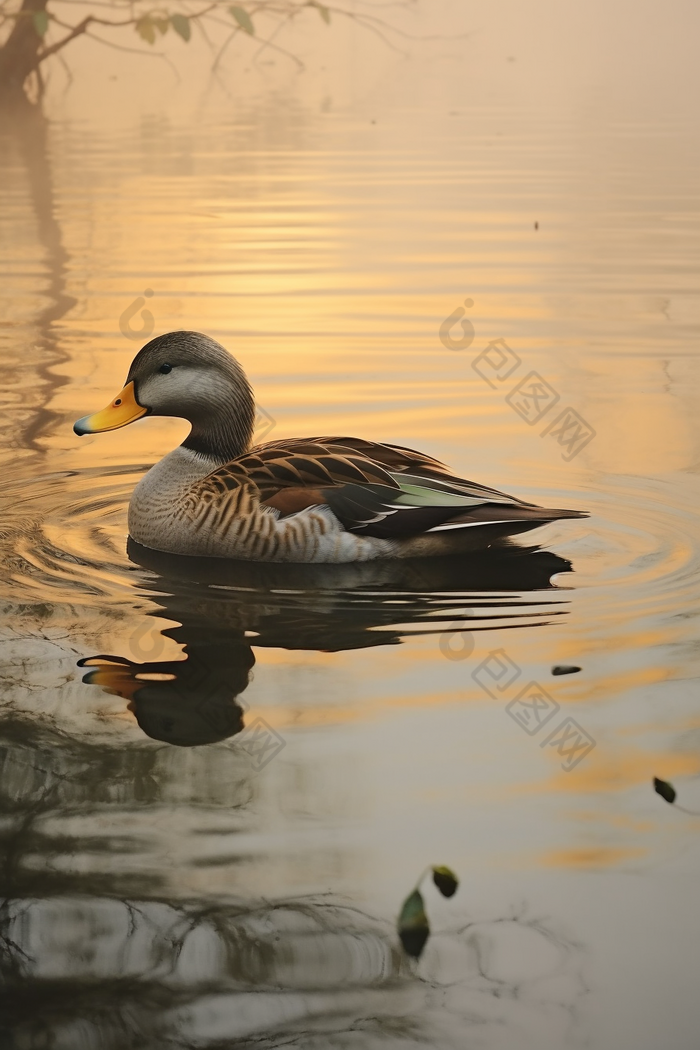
xmin=1 ymin=5 xmax=700 ymax=1047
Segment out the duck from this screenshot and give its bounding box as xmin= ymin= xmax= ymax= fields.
xmin=74 ymin=331 xmax=587 ymax=563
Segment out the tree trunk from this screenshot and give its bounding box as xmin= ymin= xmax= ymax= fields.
xmin=0 ymin=0 xmax=48 ymax=97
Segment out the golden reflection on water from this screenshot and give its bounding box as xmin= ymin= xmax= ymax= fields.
xmin=542 ymin=846 xmax=648 ymax=870
xmin=1 ymin=5 xmax=700 ymax=1043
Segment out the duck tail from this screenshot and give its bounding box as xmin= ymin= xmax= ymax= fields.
xmin=429 ymin=504 xmax=588 ymax=532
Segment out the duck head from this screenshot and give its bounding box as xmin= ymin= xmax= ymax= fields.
xmin=73 ymin=331 xmax=256 ymax=459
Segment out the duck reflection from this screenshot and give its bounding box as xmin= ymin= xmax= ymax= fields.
xmin=79 ymin=541 xmax=576 ymax=746
xmin=79 ymin=635 xmax=252 ymax=747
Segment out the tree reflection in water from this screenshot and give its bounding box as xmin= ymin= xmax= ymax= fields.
xmin=1 ymin=890 xmax=587 ymax=1049
xmin=1 ymin=544 xmax=586 ymax=1048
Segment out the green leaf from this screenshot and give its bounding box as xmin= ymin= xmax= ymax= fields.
xmin=229 ymin=5 xmax=254 ymax=34
xmin=432 ymin=865 xmax=459 ymax=898
xmin=32 ymin=10 xmax=49 ymax=37
xmin=397 ymin=889 xmax=429 ymax=959
xmin=170 ymin=13 xmax=191 ymax=41
xmin=135 ymin=16 xmax=157 ymax=44
xmin=152 ymin=15 xmax=169 ymax=35
xmin=312 ymin=2 xmax=331 ymax=23
xmin=653 ymin=777 xmax=676 ymax=804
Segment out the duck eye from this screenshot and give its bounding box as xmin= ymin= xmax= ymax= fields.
xmin=159 ymin=363 xmax=173 ymax=375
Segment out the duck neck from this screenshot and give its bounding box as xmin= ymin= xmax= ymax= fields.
xmin=181 ymin=379 xmax=256 ymax=465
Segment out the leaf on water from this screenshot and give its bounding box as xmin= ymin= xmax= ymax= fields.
xmin=397 ymin=888 xmax=429 ymax=959
xmin=432 ymin=865 xmax=459 ymax=898
xmin=653 ymin=777 xmax=676 ymax=804
xmin=135 ymin=16 xmax=157 ymax=44
xmin=230 ymin=5 xmax=255 ymax=35
xmin=153 ymin=16 xmax=169 ymax=35
xmin=32 ymin=10 xmax=49 ymax=37
xmin=170 ymin=13 xmax=191 ymax=41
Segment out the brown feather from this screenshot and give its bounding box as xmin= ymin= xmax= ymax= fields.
xmin=190 ymin=435 xmax=586 ymax=549
xmin=250 ymin=437 xmax=522 ymax=504
xmin=262 ymin=488 xmax=328 ymax=516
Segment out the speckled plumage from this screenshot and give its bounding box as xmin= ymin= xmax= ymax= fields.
xmin=75 ymin=332 xmax=587 ymax=562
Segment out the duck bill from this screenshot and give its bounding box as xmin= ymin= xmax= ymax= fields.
xmin=83 ymin=666 xmax=144 ymax=701
xmin=74 ymin=381 xmax=147 ymax=435
xmin=78 ymin=655 xmax=150 ymax=702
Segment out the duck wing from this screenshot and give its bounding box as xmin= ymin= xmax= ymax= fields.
xmin=255 ymin=435 xmax=517 ymax=502
xmin=195 ymin=437 xmax=584 ymax=540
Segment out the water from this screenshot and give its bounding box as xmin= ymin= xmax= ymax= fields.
xmin=1 ymin=3 xmax=700 ymax=1046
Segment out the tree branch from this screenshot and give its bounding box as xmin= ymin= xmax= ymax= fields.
xmin=0 ymin=0 xmax=442 ymax=98
xmin=35 ymin=15 xmax=92 ymax=62
xmin=83 ymin=25 xmax=173 ymax=55
xmin=211 ymin=24 xmax=239 ymax=71
xmin=35 ymin=2 xmax=219 ymax=66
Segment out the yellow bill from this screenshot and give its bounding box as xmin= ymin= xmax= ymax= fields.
xmin=83 ymin=666 xmax=144 ymax=701
xmin=74 ymin=380 xmax=147 ymax=435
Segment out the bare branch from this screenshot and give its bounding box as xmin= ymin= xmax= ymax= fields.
xmin=82 ymin=26 xmax=171 ymax=55
xmin=36 ymin=16 xmax=93 ymax=63
xmin=195 ymin=11 xmax=219 ymax=53
xmin=53 ymin=43 xmax=73 ymax=84
xmin=251 ymin=29 xmax=304 ymax=69
xmin=211 ymin=24 xmax=239 ymax=71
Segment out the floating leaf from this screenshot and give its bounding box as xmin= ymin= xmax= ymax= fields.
xmin=653 ymin=777 xmax=676 ymax=804
xmin=152 ymin=15 xmax=169 ymax=35
xmin=135 ymin=16 xmax=157 ymax=44
xmin=311 ymin=1 xmax=331 ymax=23
xmin=397 ymin=889 xmax=429 ymax=959
xmin=230 ymin=5 xmax=254 ymax=34
xmin=432 ymin=865 xmax=459 ymax=898
xmin=170 ymin=13 xmax=191 ymax=41
xmin=32 ymin=10 xmax=49 ymax=37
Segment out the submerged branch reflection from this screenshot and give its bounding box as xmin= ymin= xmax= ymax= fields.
xmin=1 ymin=891 xmax=587 ymax=1049
xmin=0 ymin=101 xmax=76 ymax=452
xmin=0 ymin=544 xmax=586 ymax=1047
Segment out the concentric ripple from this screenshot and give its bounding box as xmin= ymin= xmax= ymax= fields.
xmin=557 ymin=474 xmax=700 ymax=645
xmin=1 ymin=469 xmax=698 ymax=639
xmin=0 ymin=466 xmax=143 ymax=608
